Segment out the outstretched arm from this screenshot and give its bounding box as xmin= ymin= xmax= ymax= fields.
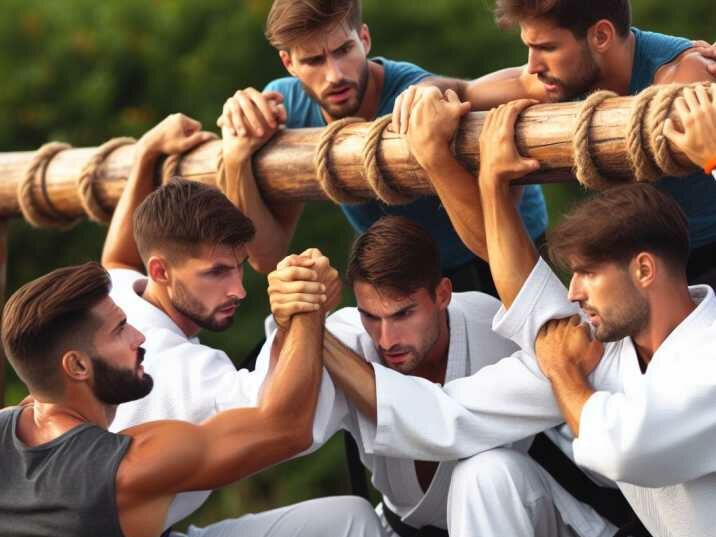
xmin=101 ymin=114 xmax=214 ymax=271
xmin=117 ymin=251 xmax=336 ymax=535
xmin=218 ymin=88 xmax=303 ymax=274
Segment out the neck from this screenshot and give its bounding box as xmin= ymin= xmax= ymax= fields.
xmin=412 ymin=311 xmax=450 ymax=385
xmin=632 ymin=282 xmax=696 ymax=366
xmin=142 ymin=280 xmax=200 ymax=338
xmin=595 ymin=31 xmax=636 ymax=95
xmin=323 ymin=60 xmax=384 ymax=123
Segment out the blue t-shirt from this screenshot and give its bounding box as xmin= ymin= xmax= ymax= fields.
xmin=630 ymin=28 xmax=716 ymax=250
xmin=266 ymin=57 xmax=548 ymax=272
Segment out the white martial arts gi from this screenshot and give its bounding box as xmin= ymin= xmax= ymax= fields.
xmin=256 ymin=292 xmax=613 ymax=537
xmin=363 ymin=259 xmax=716 ymax=537
xmin=107 ymin=269 xmax=382 ymax=537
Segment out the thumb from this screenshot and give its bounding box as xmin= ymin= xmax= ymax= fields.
xmin=180 ymin=131 xmax=214 ymax=152
xmin=519 ymin=158 xmax=540 ymax=174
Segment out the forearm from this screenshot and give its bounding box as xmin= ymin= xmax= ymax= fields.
xmin=481 ymin=178 xmax=539 ymax=308
xmin=421 ymin=149 xmax=488 ymax=260
xmin=259 ymin=310 xmax=324 ymax=440
xmin=101 ymin=146 xmax=159 ymax=270
xmin=323 ymin=330 xmax=377 ymax=422
xmin=464 ymin=66 xmax=543 ymax=110
xmin=546 ymin=365 xmax=595 ymax=437
xmin=224 ymin=158 xmax=300 ymax=274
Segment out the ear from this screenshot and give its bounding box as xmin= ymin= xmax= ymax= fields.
xmin=435 ymin=277 xmax=453 ymax=310
xmin=279 ymin=49 xmax=295 ymax=77
xmin=147 ymin=256 xmax=170 ymax=285
xmin=588 ymin=19 xmax=617 ymax=54
xmin=359 ymin=23 xmax=372 ymax=56
xmin=61 ymin=350 xmax=92 ymax=382
xmin=632 ymin=252 xmax=657 ymax=289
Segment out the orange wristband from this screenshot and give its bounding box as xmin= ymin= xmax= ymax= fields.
xmin=706 ymin=157 xmax=716 ymax=175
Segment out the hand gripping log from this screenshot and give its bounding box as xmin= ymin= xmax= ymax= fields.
xmin=0 ymin=83 xmax=708 ymax=229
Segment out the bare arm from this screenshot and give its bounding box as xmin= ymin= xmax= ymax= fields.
xmin=116 ymin=255 xmax=334 ymax=535
xmin=219 ymin=88 xmax=302 ymax=274
xmin=323 ymin=330 xmax=377 ymax=422
xmin=101 ymin=114 xmax=215 ymax=271
xmin=655 ymin=49 xmax=716 ymax=85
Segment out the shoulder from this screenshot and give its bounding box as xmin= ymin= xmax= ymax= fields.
xmin=109 ymin=267 xmax=144 ymax=292
xmin=656 ymin=48 xmax=716 ymax=84
xmin=377 ymin=57 xmax=432 ymax=94
xmin=450 ymin=291 xmax=502 ymax=321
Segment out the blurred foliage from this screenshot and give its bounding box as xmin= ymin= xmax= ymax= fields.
xmin=0 ymin=0 xmax=713 ymax=530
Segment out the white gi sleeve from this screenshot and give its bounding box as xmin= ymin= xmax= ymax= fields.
xmin=712 ymin=170 xmax=716 ymax=180
xmin=492 ymin=257 xmax=580 ymax=352
xmin=356 ymin=352 xmax=563 ymax=461
xmin=574 ymin=332 xmax=716 ymax=486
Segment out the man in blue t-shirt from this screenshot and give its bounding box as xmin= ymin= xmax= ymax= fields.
xmin=392 ymin=1 xmax=716 ymax=289
xmin=217 ymin=0 xmax=547 ymax=296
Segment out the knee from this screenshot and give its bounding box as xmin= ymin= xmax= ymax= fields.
xmin=451 ymin=448 xmax=541 ymax=499
xmin=309 ymin=496 xmax=381 ymax=535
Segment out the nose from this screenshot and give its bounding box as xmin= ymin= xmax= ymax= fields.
xmin=325 ymin=54 xmax=344 ymax=83
xmin=526 ymin=48 xmax=544 ymax=75
xmin=378 ymin=320 xmax=398 ymax=350
xmin=130 ymin=324 xmax=146 ymax=347
xmin=229 ymin=273 xmax=247 ymax=300
xmin=567 ymin=274 xmax=584 ymax=303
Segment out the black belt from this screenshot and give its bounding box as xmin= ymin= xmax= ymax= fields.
xmin=159 ymin=529 xmax=172 ymax=537
xmin=383 ymin=504 xmax=448 ymax=537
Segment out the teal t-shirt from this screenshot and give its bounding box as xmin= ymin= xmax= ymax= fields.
xmin=266 ymin=57 xmax=548 ymax=272
xmin=630 ymin=28 xmax=716 ymax=250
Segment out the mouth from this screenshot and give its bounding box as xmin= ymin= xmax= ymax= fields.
xmin=381 ymin=350 xmax=411 ymax=366
xmin=538 ymin=75 xmax=560 ymax=93
xmin=324 ymin=85 xmax=354 ymax=104
xmin=217 ymin=301 xmax=240 ymax=316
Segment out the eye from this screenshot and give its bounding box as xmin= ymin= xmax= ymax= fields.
xmin=335 ymin=43 xmax=353 ymax=56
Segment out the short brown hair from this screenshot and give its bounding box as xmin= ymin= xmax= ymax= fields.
xmin=494 ymin=0 xmax=631 ymax=38
xmin=547 ymin=183 xmax=689 ymax=275
xmin=133 ymin=178 xmax=255 ymax=264
xmin=2 ymin=262 xmax=111 ymax=396
xmin=346 ymin=216 xmax=442 ymax=298
xmin=266 ymin=0 xmax=362 ymax=50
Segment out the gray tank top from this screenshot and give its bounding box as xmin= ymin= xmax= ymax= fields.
xmin=0 ymin=406 xmax=131 ymax=537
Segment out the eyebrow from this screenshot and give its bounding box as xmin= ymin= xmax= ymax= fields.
xmin=112 ymin=317 xmax=127 ymax=334
xmin=297 ymin=39 xmax=353 ymax=63
xmin=357 ymin=303 xmax=416 ymax=320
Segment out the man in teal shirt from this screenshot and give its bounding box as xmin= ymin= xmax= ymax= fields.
xmin=217 ymin=0 xmax=547 ymax=295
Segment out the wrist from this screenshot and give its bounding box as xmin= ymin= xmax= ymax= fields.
xmin=135 ymin=138 xmax=163 ymax=161
xmin=542 ymin=359 xmax=584 ymax=383
xmin=414 ymin=142 xmax=453 ymax=173
xmin=479 ymin=168 xmax=513 ymax=196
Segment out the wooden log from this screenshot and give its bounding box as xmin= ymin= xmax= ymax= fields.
xmin=0 ymin=96 xmax=697 ymax=222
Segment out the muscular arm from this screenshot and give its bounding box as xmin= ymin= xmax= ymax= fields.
xmin=655 ymin=49 xmax=716 ymax=85
xmin=117 ymin=307 xmax=324 ymax=535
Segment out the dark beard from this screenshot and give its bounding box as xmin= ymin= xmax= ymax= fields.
xmin=91 ymin=349 xmax=153 ymax=405
xmin=543 ymin=45 xmax=601 ymax=102
xmin=302 ymin=61 xmax=370 ymax=120
xmin=171 ymin=278 xmax=239 ymax=332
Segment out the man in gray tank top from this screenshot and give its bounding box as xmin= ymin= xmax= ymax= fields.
xmin=0 ymin=260 xmax=381 ymax=537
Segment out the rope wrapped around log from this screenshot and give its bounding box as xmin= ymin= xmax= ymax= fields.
xmin=1 ymin=83 xmax=711 ymax=227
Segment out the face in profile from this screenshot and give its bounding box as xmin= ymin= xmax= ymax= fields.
xmin=281 ymin=23 xmax=372 ymax=120
xmin=520 ymin=17 xmax=602 ymax=102
xmin=354 ymin=279 xmax=451 ymax=375
xmin=89 ymin=297 xmax=153 ymax=405
xmin=567 ymin=260 xmax=649 ymax=342
xmin=167 ymin=244 xmax=248 ymax=332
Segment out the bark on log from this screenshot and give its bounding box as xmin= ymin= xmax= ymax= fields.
xmin=0 ymin=96 xmax=697 ymax=222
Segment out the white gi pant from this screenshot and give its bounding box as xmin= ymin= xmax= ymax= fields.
xmin=448 ymin=449 xmax=617 ymax=537
xmin=172 ymin=496 xmax=385 ymax=537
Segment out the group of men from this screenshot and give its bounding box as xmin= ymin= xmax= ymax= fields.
xmin=2 ymin=1 xmax=716 ymax=537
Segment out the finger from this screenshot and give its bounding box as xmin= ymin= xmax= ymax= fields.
xmin=300 ymin=247 xmax=323 ymax=258
xmin=236 ymin=92 xmax=267 ymax=137
xmin=269 ymin=280 xmax=326 ymax=296
xmin=517 ymin=158 xmax=541 ymax=174
xmin=568 ymin=315 xmax=581 ymax=326
xmin=179 ymin=131 xmax=215 ymax=152
xmin=707 ymin=62 xmax=716 ymax=77
xmin=400 ymin=86 xmax=417 ymax=135
xmin=673 ymin=96 xmax=690 ymax=121
xmin=271 ymin=292 xmax=327 ymax=305
xmin=272 ymin=303 xmax=321 ymax=319
xmin=276 ymin=254 xmax=315 ymax=271
xmin=275 ymin=103 xmax=288 ymax=125
xmin=246 ymin=88 xmax=278 ymax=129
xmin=263 ymin=91 xmax=285 ymax=104
xmin=682 ymin=87 xmax=699 ymax=113
xmin=692 ymin=40 xmax=710 ymax=49
xmin=225 ymin=98 xmax=247 ymax=137
xmin=663 ymin=118 xmax=685 ymax=146
xmin=391 ymin=93 xmax=403 ymax=133
xmin=269 ymin=266 xmax=319 ymax=283
xmin=181 ymin=115 xmax=202 ymax=134
xmin=695 ymin=83 xmax=711 ymax=108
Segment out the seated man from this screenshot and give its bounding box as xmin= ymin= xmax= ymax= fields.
xmin=322 ymin=96 xmax=716 ymax=536
xmin=0 ymin=260 xmax=377 ymax=537
xmin=262 ymin=216 xmax=614 ymax=537
xmin=102 ymin=114 xmax=374 ymax=535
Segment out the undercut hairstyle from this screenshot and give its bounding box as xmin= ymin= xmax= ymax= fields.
xmin=346 ymin=216 xmax=442 ymax=298
xmin=133 ymin=178 xmax=255 ymax=265
xmin=2 ymin=262 xmax=111 ymax=396
xmin=494 ymin=0 xmax=631 ymax=38
xmin=266 ymin=0 xmax=362 ymax=50
xmin=547 ymin=183 xmax=690 ymax=276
